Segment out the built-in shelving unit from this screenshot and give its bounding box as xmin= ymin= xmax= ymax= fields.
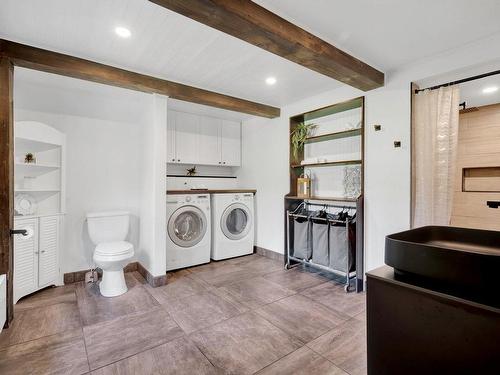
xmin=13 ymin=121 xmax=66 ymax=302
xmin=14 ymin=121 xmax=66 ymax=217
xmin=284 ymin=96 xmax=365 ymax=293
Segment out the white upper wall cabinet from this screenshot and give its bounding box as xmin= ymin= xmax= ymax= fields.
xmin=167 ymin=111 xmax=176 ymax=163
xmin=167 ymin=110 xmax=241 ymax=167
xmin=221 ymin=120 xmax=241 ymax=166
xmin=175 ymin=112 xmax=200 ymax=164
xmin=199 ymin=116 xmax=222 ymax=165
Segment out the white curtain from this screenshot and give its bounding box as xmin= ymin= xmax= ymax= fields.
xmin=413 ymin=86 xmax=460 ymax=227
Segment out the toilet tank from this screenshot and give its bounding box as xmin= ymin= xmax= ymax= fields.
xmin=86 ymin=211 xmax=130 ymax=244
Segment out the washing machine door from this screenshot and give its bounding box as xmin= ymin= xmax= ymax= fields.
xmin=221 ymin=203 xmax=252 ymax=240
xmin=168 ymin=206 xmax=207 ymax=247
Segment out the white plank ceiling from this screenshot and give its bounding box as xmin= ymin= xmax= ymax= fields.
xmin=2 ymin=0 xmax=500 ymax=108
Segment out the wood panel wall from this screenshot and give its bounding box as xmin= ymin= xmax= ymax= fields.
xmin=451 ymin=103 xmax=500 ymax=230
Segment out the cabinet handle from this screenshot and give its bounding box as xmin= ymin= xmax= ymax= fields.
xmin=172 ymin=158 xmax=175 ymax=162
xmin=177 ymin=159 xmax=180 ymax=162
xmin=41 ymin=250 xmax=46 ymax=254
xmin=223 ymin=161 xmax=226 ymax=164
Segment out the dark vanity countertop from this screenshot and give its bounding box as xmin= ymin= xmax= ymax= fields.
xmin=167 ymin=189 xmax=256 ymax=195
xmin=367 ymin=266 xmax=500 ymax=313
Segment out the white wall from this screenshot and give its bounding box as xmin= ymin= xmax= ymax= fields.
xmin=14 ymin=75 xmax=168 ymax=277
xmin=14 ymin=108 xmax=145 ymax=274
xmin=138 ymin=95 xmax=168 ymax=277
xmin=238 ymin=33 xmax=500 ymax=273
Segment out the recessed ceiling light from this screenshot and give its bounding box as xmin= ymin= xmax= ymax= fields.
xmin=482 ymin=86 xmax=498 ymax=94
xmin=265 ymin=76 xmax=277 ymax=85
xmin=115 ymin=26 xmax=131 ymax=38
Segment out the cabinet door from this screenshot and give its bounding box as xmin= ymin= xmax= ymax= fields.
xmin=199 ymin=116 xmax=222 ymax=165
xmin=13 ymin=218 xmax=38 ymax=303
xmin=38 ymin=216 xmax=60 ymax=287
xmin=221 ymin=120 xmax=241 ymax=166
xmin=167 ymin=111 xmax=176 ymax=163
xmin=175 ymin=112 xmax=199 ymax=164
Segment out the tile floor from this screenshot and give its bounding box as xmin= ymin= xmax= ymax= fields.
xmin=0 ymin=254 xmax=366 ymax=375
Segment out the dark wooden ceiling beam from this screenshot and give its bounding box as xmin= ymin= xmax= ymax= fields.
xmin=0 ymin=39 xmax=280 ymax=118
xmin=149 ymin=0 xmax=384 ymax=91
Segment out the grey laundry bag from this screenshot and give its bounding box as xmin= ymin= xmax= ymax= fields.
xmin=312 ymin=220 xmax=329 ymax=266
xmin=329 ymin=225 xmax=349 ymax=272
xmin=292 ymin=217 xmax=311 ymax=260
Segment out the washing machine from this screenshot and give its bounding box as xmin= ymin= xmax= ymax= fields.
xmin=211 ymin=193 xmax=254 ymax=260
xmin=166 ymin=194 xmax=211 ymax=271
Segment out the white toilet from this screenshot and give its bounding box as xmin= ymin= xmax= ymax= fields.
xmin=86 ymin=210 xmax=134 ymax=297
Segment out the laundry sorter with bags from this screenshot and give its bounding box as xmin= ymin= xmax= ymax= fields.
xmin=285 ymin=197 xmax=364 ymax=292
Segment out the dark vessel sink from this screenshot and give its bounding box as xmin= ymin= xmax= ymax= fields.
xmin=385 ymin=226 xmax=500 ymax=307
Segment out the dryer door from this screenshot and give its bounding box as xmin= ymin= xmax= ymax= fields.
xmin=168 ymin=206 xmax=207 ymax=247
xmin=221 ymin=203 xmax=252 ymax=240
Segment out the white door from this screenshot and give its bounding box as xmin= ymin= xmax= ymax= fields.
xmin=198 ymin=116 xmax=221 ymax=165
xmin=167 ymin=111 xmax=176 ymax=163
xmin=175 ymin=112 xmax=199 ymax=164
xmin=38 ymin=216 xmax=59 ymax=287
xmin=221 ymin=120 xmax=241 ymax=166
xmin=13 ymin=218 xmax=38 ymax=302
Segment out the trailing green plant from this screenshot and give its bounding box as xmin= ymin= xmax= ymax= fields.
xmin=291 ymin=122 xmax=317 ymax=161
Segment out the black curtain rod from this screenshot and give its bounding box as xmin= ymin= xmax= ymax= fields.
xmin=414 ymin=69 xmax=500 ymax=94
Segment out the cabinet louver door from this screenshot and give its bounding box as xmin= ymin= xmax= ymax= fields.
xmin=13 ymin=218 xmax=38 ymax=303
xmin=38 ymin=216 xmax=59 ymax=287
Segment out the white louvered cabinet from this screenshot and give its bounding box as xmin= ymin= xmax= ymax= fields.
xmin=14 ymin=215 xmax=61 ymax=303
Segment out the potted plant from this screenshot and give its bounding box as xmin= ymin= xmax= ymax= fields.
xmin=291 ymin=122 xmax=317 ymax=162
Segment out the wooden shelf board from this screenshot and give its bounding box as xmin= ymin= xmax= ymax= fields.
xmin=292 ymin=159 xmax=362 ymax=168
xmin=305 ymin=128 xmax=362 ymax=144
xmin=291 ymin=97 xmax=363 ymax=122
xmin=286 ymin=195 xmax=359 ymax=202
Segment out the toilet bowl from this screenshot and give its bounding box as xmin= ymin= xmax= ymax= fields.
xmin=86 ymin=211 xmax=134 ymax=297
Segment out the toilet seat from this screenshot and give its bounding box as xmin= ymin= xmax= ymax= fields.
xmin=94 ymin=241 xmax=134 ymax=257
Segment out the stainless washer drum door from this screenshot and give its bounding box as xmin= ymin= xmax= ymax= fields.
xmin=168 ymin=206 xmax=207 ymax=247
xmin=221 ymin=203 xmax=252 ymax=240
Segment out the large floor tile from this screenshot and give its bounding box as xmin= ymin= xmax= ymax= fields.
xmin=190 ymin=312 xmax=302 ymax=375
xmin=301 ymin=282 xmax=366 ymax=318
xmin=76 ymin=282 xmax=159 ymax=326
xmin=255 ymin=294 xmax=349 ymax=342
xmin=255 ymin=346 xmax=347 ymax=375
xmin=307 ymin=318 xmax=367 ymax=375
xmin=14 ymin=284 xmax=77 ymax=312
xmin=145 ymin=275 xmax=209 ymax=305
xmin=0 ymin=328 xmax=89 ymax=375
xmin=168 ymin=291 xmax=247 ymax=334
xmin=0 ymin=301 xmax=81 ymax=348
xmin=263 ymin=268 xmax=329 ymax=293
xmin=240 ymin=256 xmax=283 ymax=274
xmin=189 ymin=263 xmax=261 ymax=287
xmin=217 ymin=276 xmax=295 ymax=310
xmin=92 ymin=336 xmax=220 ymax=375
xmin=83 ymin=307 xmax=183 ymax=370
